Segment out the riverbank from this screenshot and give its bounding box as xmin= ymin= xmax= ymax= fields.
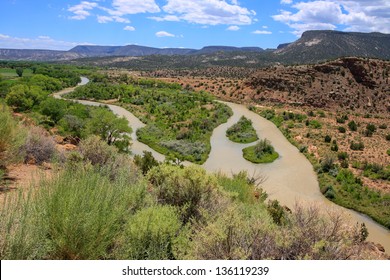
xmin=57 ymin=78 xmax=390 ymax=253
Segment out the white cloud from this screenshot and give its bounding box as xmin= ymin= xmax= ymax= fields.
xmin=97 ymin=15 xmax=114 ymax=23
xmin=0 ymin=34 xmax=92 ymax=50
xmin=252 ymin=30 xmax=272 ymax=34
xmin=155 ymin=31 xmax=175 ymax=37
xmin=154 ymin=0 xmax=255 ymax=25
xmin=124 ymin=26 xmax=135 ymax=31
xmin=273 ymin=0 xmax=390 ymax=35
xmin=148 ymin=15 xmax=180 ymax=22
xmin=97 ymin=15 xmax=130 ymax=23
xmin=227 ymin=25 xmax=240 ymax=31
xmin=109 ymin=0 xmax=160 ymax=15
xmin=68 ymin=1 xmax=98 ymax=20
xmin=69 ymin=0 xmax=159 ymax=23
xmin=281 ymin=0 xmax=293 ymax=4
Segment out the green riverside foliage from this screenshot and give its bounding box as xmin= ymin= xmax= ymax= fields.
xmin=0 ymin=147 xmax=375 ymax=260
xmin=242 ymin=139 xmax=279 ymax=164
xmin=0 ymin=165 xmax=147 ymax=259
xmin=0 ymin=103 xmax=26 ymax=167
xmin=256 ymin=107 xmax=390 ymax=230
xmin=226 ymin=116 xmax=258 ymax=143
xmin=116 ymin=205 xmax=182 ymax=260
xmin=66 ymin=79 xmax=232 ymax=163
xmin=318 ymin=169 xmax=390 ymax=229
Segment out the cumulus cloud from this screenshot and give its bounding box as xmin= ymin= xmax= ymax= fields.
xmin=108 ymin=0 xmax=160 ymax=16
xmin=97 ymin=15 xmax=130 ymax=23
xmin=227 ymin=25 xmax=240 ymax=31
xmin=68 ymin=1 xmax=98 ymax=20
xmin=273 ymin=0 xmax=390 ymax=35
xmin=0 ymin=34 xmax=91 ymax=50
xmin=153 ymin=0 xmax=256 ymax=25
xmin=148 ymin=15 xmax=180 ymax=22
xmin=155 ymin=31 xmax=175 ymax=37
xmin=124 ymin=26 xmax=135 ymax=31
xmin=68 ymin=0 xmax=159 ymax=23
xmin=252 ymin=30 xmax=272 ymax=34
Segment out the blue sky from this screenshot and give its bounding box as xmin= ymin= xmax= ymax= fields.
xmin=1 ymin=0 xmax=389 ymax=50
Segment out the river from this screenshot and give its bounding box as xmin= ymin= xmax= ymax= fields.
xmin=55 ymin=77 xmax=390 ymax=253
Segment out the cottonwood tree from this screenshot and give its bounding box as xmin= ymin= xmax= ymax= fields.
xmin=86 ymin=107 xmax=132 ymax=152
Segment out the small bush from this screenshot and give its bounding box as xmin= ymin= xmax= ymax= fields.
xmin=226 ymin=116 xmax=258 ymax=143
xmin=116 ymin=206 xmax=182 ymax=260
xmin=0 ymin=104 xmax=26 ymax=166
xmin=350 ymin=141 xmax=364 ymax=151
xmin=79 ymin=135 xmax=116 ymax=166
xmin=324 ymin=186 xmax=336 ymax=199
xmin=324 ymin=135 xmax=332 ymax=143
xmin=320 ymin=155 xmax=335 ymax=173
xmin=147 ymin=164 xmax=220 ymax=223
xmin=337 ymin=152 xmax=349 ymax=161
xmin=22 ymin=127 xmax=55 ymax=165
xmin=338 ymin=126 xmax=346 ymax=133
xmin=134 ymin=151 xmax=160 ymax=175
xmin=348 ymin=121 xmax=358 ymax=131
xmin=308 ymin=120 xmax=322 ymax=129
xmin=386 ymin=134 xmax=390 ymax=141
xmin=242 ymin=139 xmax=279 ymax=164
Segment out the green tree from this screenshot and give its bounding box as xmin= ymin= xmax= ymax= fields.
xmin=40 ymin=98 xmax=67 ymax=123
xmin=134 ymin=151 xmax=159 ymax=175
xmin=16 ymin=68 xmax=23 ymax=77
xmin=6 ymin=84 xmax=46 ymax=112
xmin=86 ymin=107 xmax=132 ymax=147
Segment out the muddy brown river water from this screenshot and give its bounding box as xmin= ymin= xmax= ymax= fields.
xmin=55 ymin=77 xmax=390 ymax=253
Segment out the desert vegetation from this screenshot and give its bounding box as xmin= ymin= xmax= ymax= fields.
xmin=242 ymin=139 xmax=279 ymax=164
xmin=0 ymin=136 xmax=381 ymax=260
xmin=254 ymin=106 xmax=390 ymax=229
xmin=0 ymin=62 xmax=388 ymax=260
xmin=226 ymin=116 xmax=258 ymax=143
xmin=65 ymin=75 xmax=232 ymax=163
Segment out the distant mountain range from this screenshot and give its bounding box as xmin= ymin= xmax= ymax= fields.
xmin=0 ymin=30 xmax=389 ymax=65
xmin=275 ymin=30 xmax=390 ymax=64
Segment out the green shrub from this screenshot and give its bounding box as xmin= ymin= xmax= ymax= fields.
xmin=147 ymin=164 xmax=220 ymax=223
xmin=0 ymin=167 xmax=148 ymax=259
xmin=308 ymin=120 xmax=322 ymax=129
xmin=350 ymin=141 xmax=364 ymax=151
xmin=242 ymin=139 xmax=279 ymax=164
xmin=187 ymin=205 xmax=272 ymax=260
xmin=348 ymin=121 xmax=358 ymax=131
xmin=267 ymin=200 xmax=288 ymax=225
xmin=337 ymin=152 xmax=349 ymax=161
xmin=226 ymin=116 xmax=258 ymax=143
xmin=324 ymin=135 xmax=332 ymax=143
xmin=324 ymin=186 xmax=336 ymax=199
xmin=338 ymin=126 xmax=346 ymax=133
xmin=320 ymin=155 xmax=335 ymax=173
xmin=134 ymin=151 xmax=160 ymax=175
xmin=116 ymin=206 xmax=182 ymax=260
xmin=0 ymin=104 xmax=26 ymax=166
xmin=22 ymin=127 xmax=55 ymax=165
xmin=217 ymin=171 xmax=261 ymax=204
xmin=79 ymin=135 xmax=116 ymax=166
